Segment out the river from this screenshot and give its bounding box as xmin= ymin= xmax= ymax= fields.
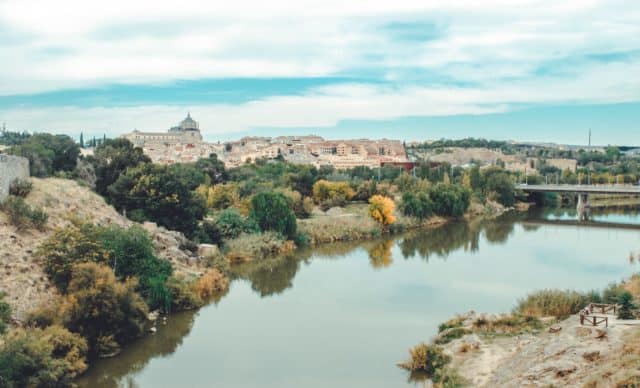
xmin=77 ymin=208 xmax=640 ymax=388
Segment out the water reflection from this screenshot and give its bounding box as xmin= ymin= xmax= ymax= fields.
xmin=76 ymin=311 xmax=197 ymax=388
xmin=77 ymin=208 xmax=640 ymax=388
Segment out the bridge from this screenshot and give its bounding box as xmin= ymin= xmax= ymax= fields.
xmin=517 ymin=184 xmax=640 ymax=220
xmin=516 ymin=184 xmax=640 ymax=195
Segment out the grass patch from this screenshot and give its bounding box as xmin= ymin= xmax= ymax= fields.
xmin=1 ymin=195 xmax=48 ymax=230
xmin=515 ymin=289 xmax=591 ymax=319
xmin=434 ymin=327 xmax=472 ymax=345
xmin=472 ymin=314 xmax=543 ymax=336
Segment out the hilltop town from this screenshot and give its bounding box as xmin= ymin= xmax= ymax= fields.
xmin=122 ymin=114 xmax=409 ymax=169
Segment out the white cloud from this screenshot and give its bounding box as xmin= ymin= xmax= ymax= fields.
xmin=0 ymin=0 xmax=639 ymax=136
xmin=2 ymin=57 xmax=638 ymax=137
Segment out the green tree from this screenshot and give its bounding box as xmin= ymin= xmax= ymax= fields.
xmin=400 ymin=191 xmax=433 ymax=220
xmin=250 ymin=191 xmax=297 ymax=239
xmin=90 ymin=138 xmax=151 ymax=196
xmin=428 ymin=183 xmax=471 ymax=218
xmin=9 ymin=133 xmax=79 ymax=177
xmin=617 ymin=292 xmax=635 ymax=320
xmin=107 ymin=163 xmax=206 ymax=236
xmin=194 ymin=153 xmax=227 ymax=184
xmin=482 ymin=169 xmax=516 ymax=206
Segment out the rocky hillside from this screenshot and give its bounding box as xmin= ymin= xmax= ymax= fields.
xmin=0 ymin=178 xmax=206 ymax=320
xmin=436 ymin=311 xmax=640 ymax=387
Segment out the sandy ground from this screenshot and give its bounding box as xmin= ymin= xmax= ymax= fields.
xmin=440 ymin=312 xmax=640 ymax=387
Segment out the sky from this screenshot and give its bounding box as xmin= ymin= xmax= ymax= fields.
xmin=0 ymin=0 xmax=639 ymax=145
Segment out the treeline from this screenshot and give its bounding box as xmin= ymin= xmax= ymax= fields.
xmin=408 ymin=137 xmax=515 ymax=153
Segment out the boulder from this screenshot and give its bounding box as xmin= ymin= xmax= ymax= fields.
xmin=198 ymin=244 xmax=219 ymax=258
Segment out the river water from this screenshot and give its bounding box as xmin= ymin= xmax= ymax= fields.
xmin=77 ymin=208 xmax=640 ymax=388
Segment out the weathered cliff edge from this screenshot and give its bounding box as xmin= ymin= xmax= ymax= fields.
xmin=0 ymin=178 xmax=206 ymax=320
xmin=433 ymin=311 xmax=640 ymax=387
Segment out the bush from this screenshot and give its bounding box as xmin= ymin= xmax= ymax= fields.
xmin=93 ymin=224 xmax=173 ymax=303
xmin=58 ymin=263 xmax=149 ymax=358
xmin=165 ymin=276 xmax=202 ymax=311
xmin=192 ymin=269 xmax=229 ymax=300
xmin=400 ymin=191 xmax=433 ymax=220
xmin=9 ymin=179 xmax=32 ymax=197
xmin=434 ymin=327 xmax=471 ymax=345
xmin=107 ymin=163 xmax=206 ymax=237
xmin=1 ymin=196 xmax=48 ymax=231
xmin=515 ymin=289 xmax=590 ymax=318
xmin=8 ymin=133 xmax=79 ymax=177
xmin=194 ymin=220 xmax=223 ymax=245
xmin=428 ymin=183 xmax=470 ymax=218
xmin=215 ymin=208 xmax=258 ymax=239
xmin=368 ymin=195 xmax=396 ymax=226
xmin=250 ymin=191 xmax=297 ymax=239
xmin=0 ymin=325 xmax=88 ymax=388
xmin=312 ymin=180 xmax=355 ymax=209
xmin=398 ymin=343 xmax=451 ymax=376
xmin=38 ymin=226 xmax=110 ymax=293
xmin=224 ymin=232 xmax=289 ymax=262
xmin=618 ymin=292 xmax=635 ymax=320
xmin=0 ymin=293 xmax=10 ymax=335
xmin=472 ymin=314 xmax=543 ymax=335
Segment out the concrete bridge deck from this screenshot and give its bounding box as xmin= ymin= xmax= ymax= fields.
xmin=517 ymin=184 xmax=640 ymax=195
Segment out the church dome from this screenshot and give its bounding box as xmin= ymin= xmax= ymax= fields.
xmin=179 ymin=113 xmax=199 ymax=131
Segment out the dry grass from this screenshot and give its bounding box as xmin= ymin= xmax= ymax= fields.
xmin=583 ymin=329 xmax=640 ymax=388
xmin=515 ymin=289 xmax=591 ymax=318
xmin=472 ymin=314 xmax=543 ymax=336
xmin=192 ymin=269 xmax=229 ymax=300
xmin=224 ymin=232 xmax=295 ymax=263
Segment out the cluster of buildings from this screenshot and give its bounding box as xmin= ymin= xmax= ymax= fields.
xmin=122 ymin=114 xmax=410 ymax=169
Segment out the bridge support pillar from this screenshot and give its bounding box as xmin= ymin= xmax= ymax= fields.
xmin=577 ymin=193 xmax=590 ymax=221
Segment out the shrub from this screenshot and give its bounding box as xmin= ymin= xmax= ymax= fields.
xmin=192 ymin=269 xmax=229 ymax=300
xmin=472 ymin=314 xmax=543 ymax=335
xmin=368 ymin=195 xmax=396 ymax=226
xmin=400 ymin=191 xmax=433 ymax=220
xmin=194 ymin=220 xmax=223 ymax=245
xmin=1 ymin=195 xmax=48 ymax=231
xmin=8 ymin=133 xmax=79 ymax=177
xmin=224 ymin=232 xmax=290 ymax=262
xmin=0 ymin=325 xmax=88 ymax=388
xmin=438 ymin=316 xmax=465 ymax=333
xmin=618 ymin=292 xmax=635 ymax=320
xmin=250 ymin=191 xmax=297 ymax=239
xmin=107 ymin=163 xmax=206 ymax=237
xmin=197 ymin=183 xmax=240 ymax=210
xmin=93 ymin=224 xmax=173 ymax=302
xmin=515 ymin=289 xmax=590 ymax=318
xmin=215 ymin=208 xmax=257 ymax=239
xmin=312 ymin=180 xmax=355 ymax=208
xmin=434 ymin=327 xmax=471 ymax=345
xmin=398 ymin=343 xmax=451 ymax=376
xmin=0 ymin=292 xmax=10 ymax=335
xmin=9 ymin=178 xmax=32 ymax=197
xmin=38 ymin=226 xmax=110 ymax=293
xmin=428 ymin=183 xmax=470 ymax=218
xmin=58 ymin=263 xmax=149 ymax=358
xmin=165 ymin=276 xmax=202 ymax=311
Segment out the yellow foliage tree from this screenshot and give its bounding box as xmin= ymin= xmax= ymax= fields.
xmin=312 ymin=180 xmax=355 ymax=208
xmin=368 ymin=195 xmax=396 ymax=226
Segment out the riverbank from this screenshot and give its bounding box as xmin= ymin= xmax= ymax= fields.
xmin=403 ymin=274 xmax=640 ymax=387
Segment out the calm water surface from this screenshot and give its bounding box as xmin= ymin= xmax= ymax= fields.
xmin=77 ymin=209 xmax=640 ymax=388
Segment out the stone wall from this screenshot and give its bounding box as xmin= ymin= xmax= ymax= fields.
xmin=0 ymin=154 xmax=30 ymax=201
